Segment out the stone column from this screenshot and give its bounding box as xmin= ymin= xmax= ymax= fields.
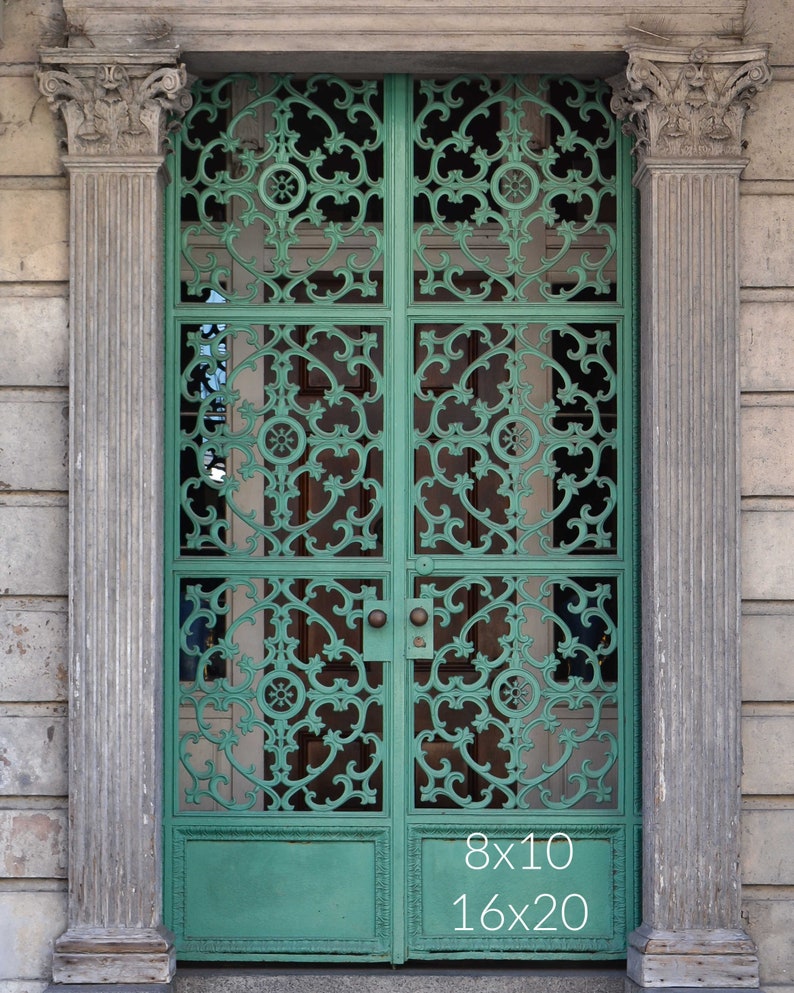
xmin=610 ymin=46 xmax=770 ymax=989
xmin=36 ymin=50 xmax=191 ymax=985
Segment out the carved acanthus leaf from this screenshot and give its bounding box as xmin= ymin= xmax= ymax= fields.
xmin=609 ymin=45 xmax=771 ymax=161
xmin=36 ymin=53 xmax=193 ymax=156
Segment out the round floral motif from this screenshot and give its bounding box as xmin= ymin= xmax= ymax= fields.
xmin=258 ymin=162 xmax=307 ymax=212
xmin=257 ymin=417 xmax=308 ymax=464
xmin=257 ymin=670 xmax=305 ymax=721
xmin=491 ymin=161 xmax=540 ymax=212
xmin=491 ymin=668 xmax=541 ymax=718
xmin=491 ymin=413 xmax=541 ymax=464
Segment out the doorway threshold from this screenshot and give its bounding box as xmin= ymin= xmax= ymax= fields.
xmin=175 ymin=963 xmax=627 ymax=993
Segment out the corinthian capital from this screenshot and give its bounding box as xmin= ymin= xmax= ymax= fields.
xmin=36 ymin=50 xmax=192 ymax=157
xmin=609 ymin=45 xmax=771 ymax=162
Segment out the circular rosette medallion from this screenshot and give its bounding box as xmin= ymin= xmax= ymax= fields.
xmin=257 ymin=417 xmax=307 ymax=464
xmin=257 ymin=669 xmax=306 ymax=721
xmin=491 ymin=668 xmax=541 ymax=718
xmin=491 ymin=161 xmax=540 ymax=212
xmin=491 ymin=414 xmax=541 ymax=464
xmin=258 ymin=162 xmax=307 ymax=212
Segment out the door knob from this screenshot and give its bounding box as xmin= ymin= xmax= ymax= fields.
xmin=368 ymin=608 xmax=388 ymax=628
xmin=409 ymin=606 xmax=429 ymax=626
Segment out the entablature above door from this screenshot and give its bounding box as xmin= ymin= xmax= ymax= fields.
xmin=55 ymin=0 xmax=747 ymax=76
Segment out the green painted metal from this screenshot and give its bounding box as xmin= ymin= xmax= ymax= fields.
xmin=164 ymin=72 xmax=638 ymax=963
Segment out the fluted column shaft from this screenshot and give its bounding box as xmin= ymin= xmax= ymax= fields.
xmin=37 ymin=51 xmax=191 ymax=985
xmin=611 ymin=46 xmax=771 ymax=989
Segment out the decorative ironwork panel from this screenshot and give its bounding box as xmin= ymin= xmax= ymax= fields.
xmin=412 ymin=575 xmax=619 ymax=810
xmin=178 ymin=577 xmax=384 ymax=811
xmin=413 ymin=321 xmax=618 ymax=555
xmin=180 ymin=320 xmax=384 ymax=556
xmin=165 ymin=72 xmax=637 ymax=962
xmin=413 ymin=76 xmax=618 ymax=302
xmin=179 ymin=74 xmax=384 ymax=304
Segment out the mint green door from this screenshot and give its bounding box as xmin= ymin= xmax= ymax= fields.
xmin=164 ymin=73 xmax=638 ymax=962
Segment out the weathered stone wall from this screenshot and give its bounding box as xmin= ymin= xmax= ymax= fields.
xmin=0 ymin=2 xmax=69 ymax=990
xmin=2 ymin=0 xmax=794 ymax=988
xmin=740 ymin=2 xmax=794 ymax=990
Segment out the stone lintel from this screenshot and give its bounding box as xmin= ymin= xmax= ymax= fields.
xmin=52 ymin=927 xmax=176 ymax=984
xmin=627 ymin=927 xmax=760 ymax=988
xmin=54 ymin=1 xmax=747 ymax=73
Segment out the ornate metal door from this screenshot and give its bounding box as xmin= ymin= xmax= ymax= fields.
xmin=164 ymin=73 xmax=638 ymax=962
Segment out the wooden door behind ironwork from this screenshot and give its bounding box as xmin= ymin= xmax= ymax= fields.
xmin=164 ymin=73 xmax=638 ymax=962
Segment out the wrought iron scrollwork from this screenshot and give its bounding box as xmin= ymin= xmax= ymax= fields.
xmin=179 ymin=577 xmax=384 ymax=811
xmin=413 ymin=321 xmax=618 ymax=554
xmin=413 ymin=76 xmax=618 ymax=302
xmin=180 ymin=321 xmax=384 ymax=557
xmin=413 ymin=575 xmax=619 ymax=810
xmin=179 ymin=74 xmax=384 ymax=304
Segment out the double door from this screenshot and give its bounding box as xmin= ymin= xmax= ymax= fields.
xmin=164 ymin=72 xmax=638 ymax=961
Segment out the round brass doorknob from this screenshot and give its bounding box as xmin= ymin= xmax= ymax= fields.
xmin=409 ymin=606 xmax=429 ymax=626
xmin=368 ymin=608 xmax=388 ymax=628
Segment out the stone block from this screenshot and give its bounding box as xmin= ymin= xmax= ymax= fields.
xmin=741 ymin=80 xmax=794 ymax=180
xmin=742 ymin=715 xmax=794 ymax=794
xmin=0 ymin=715 xmax=67 ymax=795
xmin=0 ymin=505 xmax=68 ymax=596
xmin=743 ymin=613 xmax=794 ymax=701
xmin=740 ymin=301 xmax=794 ymax=392
xmin=0 ymin=297 xmax=68 ymax=387
xmin=745 ymin=0 xmax=794 ymax=67
xmin=0 ymin=890 xmax=66 ymax=980
xmin=742 ymin=511 xmax=794 ymax=600
xmin=742 ymin=896 xmax=794 ymax=986
xmin=0 ymin=189 xmax=68 ymax=283
xmin=0 ymin=808 xmax=67 ymax=877
xmin=0 ymin=76 xmax=62 ymax=177
xmin=742 ymin=807 xmax=794 ymax=884
xmin=741 ymin=406 xmax=794 ymax=495
xmin=1 ymin=0 xmax=66 ymax=65
xmin=0 ymin=601 xmax=67 ymax=702
xmin=0 ymin=397 xmax=68 ymax=491
xmin=740 ymin=196 xmax=794 ymax=288
xmin=0 ymin=982 xmax=51 ymax=993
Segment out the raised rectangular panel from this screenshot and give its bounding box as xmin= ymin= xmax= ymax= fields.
xmin=742 ymin=511 xmax=794 ymax=600
xmin=0 ymin=506 xmax=67 ymax=596
xmin=0 ymin=190 xmax=68 ymax=283
xmin=0 ymin=398 xmax=68 ymax=492
xmin=742 ymin=897 xmax=794 ymax=985
xmin=742 ymin=613 xmax=794 ymax=701
xmin=0 ymin=808 xmax=67 ymax=878
xmin=741 ymin=407 xmax=794 ymax=495
xmin=0 ymin=601 xmax=67 ymax=702
xmin=740 ymin=196 xmax=794 ymax=288
xmin=742 ymin=716 xmax=794 ymax=794
xmin=0 ymin=892 xmax=67 ymax=980
xmin=740 ymin=302 xmax=794 ymax=392
xmin=0 ymin=77 xmax=62 ymax=177
xmin=741 ymin=80 xmax=794 ymax=180
xmin=0 ymin=716 xmax=67 ymax=795
xmin=741 ymin=808 xmax=794 ymax=884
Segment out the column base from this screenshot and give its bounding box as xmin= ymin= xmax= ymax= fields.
xmin=627 ymin=924 xmax=760 ymax=988
xmin=51 ymin=927 xmax=176 ymax=984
